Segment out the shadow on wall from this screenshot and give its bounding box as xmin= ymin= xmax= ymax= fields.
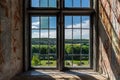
xmin=99 ymin=20 xmax=120 ymax=80
xmin=99 ymin=0 xmax=120 ymax=79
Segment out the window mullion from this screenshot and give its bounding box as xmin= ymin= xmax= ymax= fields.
xmin=72 ymin=16 xmax=73 ymax=67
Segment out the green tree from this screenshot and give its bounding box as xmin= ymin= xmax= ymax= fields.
xmin=65 ymin=44 xmax=72 ymax=54
xmin=82 ymin=45 xmax=89 ymax=54
xmin=31 ymin=54 xmax=41 ymax=66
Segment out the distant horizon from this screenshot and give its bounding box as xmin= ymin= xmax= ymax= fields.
xmin=32 ymin=37 xmax=89 ymax=40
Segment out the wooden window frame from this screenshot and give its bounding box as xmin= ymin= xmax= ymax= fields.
xmin=23 ymin=0 xmax=97 ymax=71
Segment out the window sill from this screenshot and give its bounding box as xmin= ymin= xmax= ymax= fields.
xmin=12 ymin=70 xmax=107 ymax=80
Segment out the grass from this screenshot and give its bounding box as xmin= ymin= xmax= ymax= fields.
xmin=31 ymin=60 xmax=89 ymax=67
xmin=65 ymin=60 xmax=89 ymax=67
xmin=38 ymin=60 xmax=56 ymax=66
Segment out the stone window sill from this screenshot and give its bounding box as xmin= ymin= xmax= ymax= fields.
xmin=12 ymin=70 xmax=107 ymax=80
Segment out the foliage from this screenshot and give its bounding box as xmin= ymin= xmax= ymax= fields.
xmin=32 ymin=44 xmax=89 ymax=55
xmin=32 ymin=38 xmax=89 ymax=45
xmin=31 ymin=38 xmax=89 ymax=61
xmin=31 ymin=54 xmax=41 ymax=66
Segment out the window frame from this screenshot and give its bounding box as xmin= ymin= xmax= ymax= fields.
xmin=24 ymin=0 xmax=95 ymax=71
xmin=30 ymin=15 xmax=58 ymax=69
xmin=63 ymin=14 xmax=93 ymax=70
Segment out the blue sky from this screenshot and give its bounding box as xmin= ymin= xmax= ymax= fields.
xmin=31 ymin=0 xmax=90 ymax=7
xmin=31 ymin=0 xmax=90 ymax=39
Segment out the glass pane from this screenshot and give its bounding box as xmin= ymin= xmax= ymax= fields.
xmin=73 ymin=56 xmax=80 ymax=67
xmin=82 ymin=16 xmax=90 ymax=28
xmin=49 ymin=30 xmax=56 ymax=38
xmin=40 ymin=44 xmax=48 ymax=67
xmin=81 ymin=43 xmax=89 ymax=67
xmin=50 ymin=17 xmax=56 ymax=28
xmin=65 ymin=0 xmax=72 ymax=7
xmin=65 ymin=0 xmax=90 ymax=8
xmin=31 ymin=30 xmax=40 ymax=67
xmin=73 ymin=16 xmax=81 ymax=28
xmin=49 ymin=43 xmax=56 ymax=66
xmin=49 ymin=45 xmax=56 ymax=53
xmin=64 ymin=15 xmax=90 ymax=68
xmin=65 ymin=16 xmax=72 ymax=28
xmin=32 ymin=17 xmax=39 ymax=29
xmin=49 ymin=0 xmax=56 ymax=7
xmin=31 ymin=0 xmax=39 ymax=7
xmin=73 ymin=29 xmax=80 ymax=39
xmin=81 ymin=43 xmax=89 ymax=54
xmin=65 ymin=29 xmax=72 ymax=39
xmin=31 ymin=16 xmax=57 ymax=68
xmin=40 ymin=0 xmax=48 ymax=7
xmin=32 ymin=30 xmax=39 ymax=38
xmin=41 ymin=17 xmax=48 ymax=29
xmin=41 ymin=30 xmax=48 ymax=38
xmin=65 ymin=55 xmax=73 ymax=67
xmin=82 ymin=30 xmax=89 ymax=39
xmin=31 ymin=0 xmax=57 ymax=8
xmin=73 ymin=0 xmax=80 ymax=7
xmin=82 ymin=0 xmax=90 ymax=7
xmin=73 ymin=44 xmax=80 ymax=54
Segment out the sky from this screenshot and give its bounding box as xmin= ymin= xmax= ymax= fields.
xmin=32 ymin=0 xmax=90 ymax=8
xmin=31 ymin=0 xmax=90 ymax=39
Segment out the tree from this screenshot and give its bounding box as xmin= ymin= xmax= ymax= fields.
xmin=31 ymin=54 xmax=41 ymax=66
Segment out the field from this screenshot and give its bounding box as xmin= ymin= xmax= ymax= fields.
xmin=31 ymin=51 xmax=89 ymax=67
xmin=31 ymin=38 xmax=89 ymax=67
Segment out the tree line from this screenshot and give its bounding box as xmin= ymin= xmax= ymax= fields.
xmin=32 ymin=44 xmax=89 ymax=54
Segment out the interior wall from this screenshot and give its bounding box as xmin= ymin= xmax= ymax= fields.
xmin=98 ymin=0 xmax=120 ymax=80
xmin=0 ymin=0 xmax=23 ymax=80
xmin=0 ymin=0 xmax=120 ymax=80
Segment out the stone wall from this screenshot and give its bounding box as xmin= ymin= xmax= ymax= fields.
xmin=0 ymin=0 xmax=23 ymax=80
xmin=0 ymin=0 xmax=120 ymax=80
xmin=99 ymin=0 xmax=120 ymax=80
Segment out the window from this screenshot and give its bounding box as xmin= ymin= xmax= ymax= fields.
xmin=26 ymin=0 xmax=94 ymax=70
xmin=64 ymin=16 xmax=90 ymax=68
xmin=31 ymin=16 xmax=57 ymax=68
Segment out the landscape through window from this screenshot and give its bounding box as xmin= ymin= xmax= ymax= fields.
xmin=30 ymin=0 xmax=92 ymax=69
xmin=31 ymin=16 xmax=57 ymax=67
xmin=64 ymin=16 xmax=90 ymax=67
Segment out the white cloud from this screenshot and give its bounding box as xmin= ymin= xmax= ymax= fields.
xmin=82 ymin=20 xmax=89 ymax=28
xmin=32 ymin=20 xmax=89 ymax=39
xmin=49 ymin=31 xmax=56 ymax=38
xmin=32 ymin=22 xmax=39 ymax=29
xmin=32 ymin=32 xmax=39 ymax=38
xmin=32 ymin=26 xmax=38 ymax=29
xmin=66 ymin=20 xmax=89 ymax=28
xmin=32 ymin=30 xmax=56 ymax=38
xmin=32 ymin=22 xmax=39 ymax=26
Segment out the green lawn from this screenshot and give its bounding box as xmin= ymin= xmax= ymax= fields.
xmin=65 ymin=60 xmax=89 ymax=67
xmin=32 ymin=60 xmax=89 ymax=67
xmin=37 ymin=60 xmax=56 ymax=66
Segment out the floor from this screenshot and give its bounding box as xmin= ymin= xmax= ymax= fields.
xmin=12 ymin=70 xmax=107 ymax=80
